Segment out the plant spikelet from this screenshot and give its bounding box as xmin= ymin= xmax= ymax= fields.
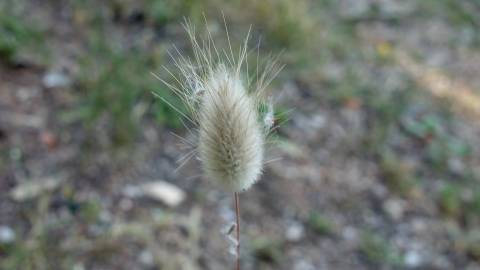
xmin=155 ymin=20 xmax=282 ymax=192
xmin=198 ymin=65 xmax=264 ymax=191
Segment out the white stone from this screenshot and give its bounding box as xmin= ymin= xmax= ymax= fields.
xmin=342 ymin=226 xmax=358 ymax=242
xmin=0 ymin=226 xmax=15 ymax=243
xmin=43 ymin=71 xmax=71 ymax=88
xmin=286 ymin=221 xmax=305 ymax=242
xmin=141 ymin=181 xmax=186 ymax=207
xmin=139 ymin=249 xmax=154 ymax=266
xmin=383 ymin=198 xmax=405 ymax=221
xmin=404 ymin=249 xmax=422 ymax=268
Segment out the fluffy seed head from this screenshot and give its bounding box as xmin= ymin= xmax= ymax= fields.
xmin=198 ymin=65 xmax=264 ymax=191
xmin=155 ymin=20 xmax=282 ymax=192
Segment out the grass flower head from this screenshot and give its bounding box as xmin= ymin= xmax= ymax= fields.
xmin=155 ymin=20 xmax=282 ymax=192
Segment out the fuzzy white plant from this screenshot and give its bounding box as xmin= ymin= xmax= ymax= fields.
xmin=154 ymin=20 xmax=282 ymax=193
xmin=198 ymin=65 xmax=265 ymax=191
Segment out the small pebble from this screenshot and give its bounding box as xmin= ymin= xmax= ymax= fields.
xmin=139 ymin=249 xmax=154 ymax=266
xmin=342 ymin=226 xmax=358 ymax=242
xmin=286 ymin=221 xmax=305 ymax=242
xmin=404 ymin=249 xmax=422 ymax=268
xmin=43 ymin=71 xmax=71 ymax=88
xmin=0 ymin=225 xmax=15 ymax=243
xmin=383 ymin=198 xmax=405 ymax=221
xmin=141 ymin=181 xmax=186 ymax=207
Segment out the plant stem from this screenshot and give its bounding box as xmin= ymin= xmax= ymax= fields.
xmin=234 ymin=192 xmax=240 ymax=270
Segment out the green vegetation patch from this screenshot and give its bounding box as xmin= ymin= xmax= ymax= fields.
xmin=0 ymin=4 xmax=44 ymax=64
xmin=359 ymin=231 xmax=403 ymax=267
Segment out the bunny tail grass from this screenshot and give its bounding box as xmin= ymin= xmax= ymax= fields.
xmin=155 ymin=19 xmax=282 ymax=193
xmin=198 ymin=65 xmax=264 ymax=192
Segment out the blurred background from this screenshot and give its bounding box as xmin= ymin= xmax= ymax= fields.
xmin=1 ymin=0 xmax=480 ymax=269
